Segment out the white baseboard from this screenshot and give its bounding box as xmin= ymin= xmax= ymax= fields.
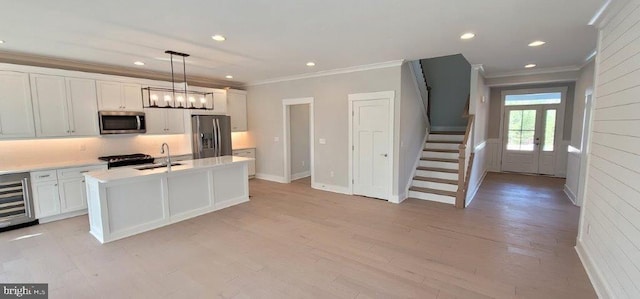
xmin=39 ymin=209 xmax=87 ymax=224
xmin=311 ymin=182 xmax=351 ymax=195
xmin=291 ymin=171 xmax=311 ymax=181
xmin=575 ymin=241 xmax=612 ymax=299
xmin=431 ymin=125 xmax=466 ymax=131
xmin=255 ymin=173 xmax=287 ymax=183
xmin=389 ymin=192 xmax=407 ymax=204
xmin=465 ymin=170 xmax=487 ymax=207
xmin=564 ymin=184 xmax=577 ymax=205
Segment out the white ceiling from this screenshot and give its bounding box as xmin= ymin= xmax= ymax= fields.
xmin=0 ymin=0 xmax=604 ymax=84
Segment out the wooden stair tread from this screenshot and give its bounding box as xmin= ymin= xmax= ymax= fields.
xmin=423 ymin=148 xmax=458 ymax=153
xmin=420 ymin=157 xmax=458 ymax=163
xmin=426 ymin=140 xmax=462 ymax=144
xmin=413 ymin=176 xmax=458 ymax=185
xmin=416 ymin=166 xmax=459 ymax=173
xmin=409 ymin=186 xmax=457 ymax=197
xmin=430 ymin=131 xmax=465 ymax=135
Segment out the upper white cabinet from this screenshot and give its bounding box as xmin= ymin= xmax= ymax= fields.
xmin=213 ymin=89 xmax=227 ymax=114
xmin=0 ymin=71 xmax=35 ymax=139
xmin=30 ymin=74 xmax=99 ymax=137
xmin=144 ymin=108 xmax=185 ymax=134
xmin=97 ymin=80 xmax=143 ymax=111
xmin=227 ymin=89 xmax=247 ymax=132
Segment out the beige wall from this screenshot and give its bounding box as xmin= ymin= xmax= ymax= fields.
xmin=246 ymin=66 xmax=402 ymax=192
xmin=487 ymin=82 xmax=576 ymax=140
xmin=289 ymin=104 xmax=310 ymax=177
xmin=570 ymin=60 xmax=596 ymax=147
xmin=398 ymin=62 xmax=428 ymax=197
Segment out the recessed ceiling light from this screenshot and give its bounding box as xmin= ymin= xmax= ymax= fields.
xmin=528 ymin=40 xmax=546 ymax=47
xmin=460 ymin=33 xmax=475 ymax=40
xmin=306 ymin=62 xmax=316 ymax=67
xmin=211 ymin=35 xmax=226 ymax=41
xmin=225 ymin=75 xmax=233 ymax=79
xmin=525 ymin=64 xmax=537 ymax=68
xmin=0 ymin=40 xmax=4 ymax=44
xmin=134 ymin=61 xmax=145 ymax=66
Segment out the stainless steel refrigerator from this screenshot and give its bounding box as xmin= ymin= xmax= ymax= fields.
xmin=191 ymin=115 xmax=232 ymax=159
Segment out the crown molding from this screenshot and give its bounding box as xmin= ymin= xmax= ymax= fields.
xmin=245 ymin=60 xmax=405 ymax=87
xmin=0 ymin=50 xmax=242 ymax=89
xmin=472 ymin=64 xmax=485 ymax=74
xmin=484 ymin=65 xmax=581 ymax=79
xmin=589 ymin=0 xmax=629 ymax=29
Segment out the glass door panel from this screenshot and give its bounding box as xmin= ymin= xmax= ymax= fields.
xmin=507 ymin=109 xmax=536 ymax=151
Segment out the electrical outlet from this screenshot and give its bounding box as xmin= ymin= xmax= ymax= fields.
xmin=302 ymin=161 xmax=305 ymax=167
xmin=79 ymin=144 xmax=87 ymax=151
xmin=587 ymin=224 xmax=591 ymax=235
xmin=330 ymin=171 xmax=334 ymax=177
xmin=274 ymin=137 xmax=280 ymax=142
xmin=319 ymin=138 xmax=326 ymax=144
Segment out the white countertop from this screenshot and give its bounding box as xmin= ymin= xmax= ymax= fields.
xmin=85 ymin=156 xmax=253 ymax=183
xmin=0 ymin=159 xmax=107 ymax=175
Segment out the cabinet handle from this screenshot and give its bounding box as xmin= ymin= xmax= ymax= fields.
xmin=54 ymin=184 xmax=58 ymax=186
xmin=38 ymin=175 xmax=50 ymax=178
xmin=82 ymin=180 xmax=85 ymax=183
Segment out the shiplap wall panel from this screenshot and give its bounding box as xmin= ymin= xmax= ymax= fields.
xmin=593 ymin=102 xmax=640 ymax=120
xmin=580 ymin=1 xmax=640 ymax=298
xmin=596 ymin=85 xmax=640 ymax=108
xmin=601 ymin=2 xmax=640 ymax=50
xmin=592 ymin=119 xmax=640 ymax=137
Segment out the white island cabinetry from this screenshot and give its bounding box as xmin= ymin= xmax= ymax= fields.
xmin=84 ymin=156 xmax=252 ymax=243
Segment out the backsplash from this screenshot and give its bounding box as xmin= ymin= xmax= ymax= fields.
xmin=0 ymin=134 xmax=191 ymax=168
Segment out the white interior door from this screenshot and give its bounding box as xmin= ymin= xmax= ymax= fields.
xmin=352 ymin=99 xmax=391 ymax=199
xmin=502 ymin=105 xmax=560 ymax=175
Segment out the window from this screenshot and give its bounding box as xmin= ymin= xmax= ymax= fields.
xmin=505 ymin=92 xmax=562 ymax=106
xmin=507 ymin=109 xmax=536 ymax=151
xmin=543 ymin=109 xmax=556 ymax=151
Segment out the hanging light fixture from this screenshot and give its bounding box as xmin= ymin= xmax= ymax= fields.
xmin=141 ymin=50 xmax=214 ymax=110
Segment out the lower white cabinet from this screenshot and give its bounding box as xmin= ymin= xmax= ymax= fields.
xmin=31 ymin=164 xmax=107 ymax=222
xmin=232 ymin=148 xmax=256 ymax=178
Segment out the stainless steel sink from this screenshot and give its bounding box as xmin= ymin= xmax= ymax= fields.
xmin=135 ymin=163 xmax=182 ymax=171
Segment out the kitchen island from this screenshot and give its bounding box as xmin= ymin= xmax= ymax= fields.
xmin=84 ymin=156 xmax=252 ymax=243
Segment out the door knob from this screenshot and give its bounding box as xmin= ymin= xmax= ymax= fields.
xmin=381 ymin=154 xmax=388 ymax=157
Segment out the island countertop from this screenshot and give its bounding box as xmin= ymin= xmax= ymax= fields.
xmin=85 ymin=156 xmax=253 ymax=183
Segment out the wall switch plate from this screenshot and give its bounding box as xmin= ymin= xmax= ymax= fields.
xmin=319 ymin=138 xmax=326 ymax=144
xmin=330 ymin=171 xmax=334 ymax=177
xmin=274 ymin=137 xmax=280 ymax=142
xmin=79 ymin=144 xmax=87 ymax=151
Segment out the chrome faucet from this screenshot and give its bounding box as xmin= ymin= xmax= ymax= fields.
xmin=160 ymin=142 xmax=172 ymax=171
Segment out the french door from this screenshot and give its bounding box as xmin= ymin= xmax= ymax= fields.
xmin=501 ymin=105 xmax=559 ymax=174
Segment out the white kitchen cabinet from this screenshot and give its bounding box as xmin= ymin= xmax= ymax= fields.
xmin=97 ymin=80 xmax=143 ymax=111
xmin=31 ymin=164 xmax=107 ymax=222
xmin=232 ymin=148 xmax=256 ymax=178
xmin=31 ymin=170 xmax=61 ymax=219
xmin=58 ymin=178 xmax=87 ymax=213
xmin=0 ymin=71 xmax=36 ymax=139
xmin=66 ymin=78 xmax=99 ymax=136
xmin=227 ymin=89 xmax=247 ymax=131
xmin=213 ymin=89 xmax=227 ymax=114
xmin=144 ymin=108 xmax=184 ymax=134
xmin=30 ymin=75 xmax=99 ymax=137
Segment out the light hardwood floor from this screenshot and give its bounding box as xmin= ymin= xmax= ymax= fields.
xmin=0 ymin=173 xmax=595 ymax=298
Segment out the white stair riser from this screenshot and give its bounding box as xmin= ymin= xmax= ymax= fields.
xmin=425 ymin=143 xmax=460 ymax=150
xmin=416 ymin=170 xmax=459 ymax=180
xmin=422 ymin=151 xmax=458 ymax=159
xmin=428 ymin=134 xmax=464 ymax=142
xmin=412 ymin=180 xmax=458 ymax=192
xmin=419 ymin=160 xmax=458 ymax=170
xmin=408 ymin=191 xmax=455 ymax=205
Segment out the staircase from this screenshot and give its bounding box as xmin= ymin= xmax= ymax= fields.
xmin=408 ymin=131 xmax=464 ymax=205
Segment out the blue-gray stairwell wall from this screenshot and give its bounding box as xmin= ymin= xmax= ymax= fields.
xmin=420 ymin=54 xmax=471 ymax=129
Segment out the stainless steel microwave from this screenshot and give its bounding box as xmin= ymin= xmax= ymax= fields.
xmin=98 ymin=111 xmax=146 ymax=134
